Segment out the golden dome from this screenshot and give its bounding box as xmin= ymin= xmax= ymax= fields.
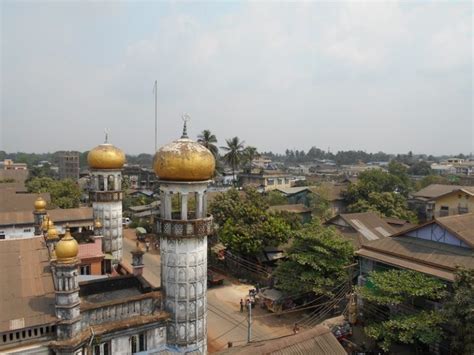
xmin=153 ymin=137 xmax=215 ymax=181
xmin=47 ymin=224 xmax=59 ymax=240
xmin=87 ymin=143 xmax=125 ymax=170
xmin=55 ymin=229 xmax=79 ymax=263
xmin=94 ymin=219 xmax=102 ymax=229
xmin=34 ymin=197 xmax=47 ymax=211
xmin=42 ymin=216 xmax=54 ymax=232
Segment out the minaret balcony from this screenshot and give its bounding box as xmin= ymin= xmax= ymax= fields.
xmin=157 ymin=214 xmax=213 ymax=238
xmin=89 ymin=191 xmax=123 ymax=202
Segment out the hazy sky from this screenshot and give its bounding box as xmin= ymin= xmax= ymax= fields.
xmin=1 ymin=1 xmax=472 ymax=156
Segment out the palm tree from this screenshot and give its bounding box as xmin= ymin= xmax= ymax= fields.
xmin=221 ymin=137 xmax=245 ymax=184
xmin=197 ymin=130 xmax=218 ymax=158
xmin=242 ymin=146 xmax=260 ymax=173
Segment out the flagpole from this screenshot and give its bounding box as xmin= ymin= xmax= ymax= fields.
xmin=154 ymin=80 xmax=158 ymax=152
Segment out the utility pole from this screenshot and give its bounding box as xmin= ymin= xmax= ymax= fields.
xmin=153 ymin=80 xmax=158 ymax=152
xmin=247 ymin=292 xmax=252 ymax=343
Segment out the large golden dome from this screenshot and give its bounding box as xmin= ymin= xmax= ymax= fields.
xmin=87 ymin=143 xmax=125 ymax=170
xmin=153 ymin=123 xmax=215 ymax=181
xmin=34 ymin=197 xmax=47 ymax=211
xmin=55 ymin=229 xmax=79 ymax=263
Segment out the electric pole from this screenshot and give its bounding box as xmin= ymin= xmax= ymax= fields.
xmin=247 ymin=292 xmax=252 ymax=343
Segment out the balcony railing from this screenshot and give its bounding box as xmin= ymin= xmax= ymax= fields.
xmin=157 ymin=215 xmax=213 ymax=238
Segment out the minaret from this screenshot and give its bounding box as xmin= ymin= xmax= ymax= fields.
xmin=33 ymin=197 xmax=47 ymax=235
xmin=52 ymin=228 xmax=81 ymax=340
xmin=153 ymin=119 xmax=215 ymax=354
xmin=87 ymin=135 xmax=126 ymax=264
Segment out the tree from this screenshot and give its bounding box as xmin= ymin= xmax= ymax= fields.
xmin=416 ymin=175 xmax=449 ymax=190
xmin=26 ymin=177 xmax=81 ymax=209
xmin=241 ymin=146 xmax=259 ymax=173
xmin=197 ymin=129 xmax=219 ymax=158
xmin=221 ymin=137 xmax=245 ymax=184
xmin=265 ymin=190 xmax=288 ymax=206
xmin=443 ymin=268 xmax=474 ymax=355
xmin=344 ymin=168 xmax=416 ymax=221
xmin=273 ymin=221 xmax=353 ymax=296
xmin=357 ymin=269 xmax=447 ymax=352
xmin=408 ymin=161 xmax=432 ymax=176
xmin=209 ymin=188 xmax=291 ymax=255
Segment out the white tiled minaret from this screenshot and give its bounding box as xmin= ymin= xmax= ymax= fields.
xmin=154 ymin=120 xmax=215 ymax=354
xmin=87 ymin=135 xmax=126 ymax=264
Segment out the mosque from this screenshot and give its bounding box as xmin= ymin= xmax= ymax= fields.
xmin=0 ymin=122 xmax=215 ymax=354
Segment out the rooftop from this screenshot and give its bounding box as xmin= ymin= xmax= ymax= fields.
xmin=269 ymin=204 xmax=312 ymax=214
xmin=0 ymin=189 xmax=50 ymax=213
xmin=0 ymin=237 xmax=56 ymax=333
xmin=0 ymin=207 xmax=93 ymax=227
xmin=412 ymin=184 xmax=474 ymax=199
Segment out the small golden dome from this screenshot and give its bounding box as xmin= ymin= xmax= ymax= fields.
xmin=94 ymin=219 xmax=102 ymax=229
xmin=87 ymin=143 xmax=125 ymax=170
xmin=34 ymin=197 xmax=47 ymax=211
xmin=55 ymin=229 xmax=79 ymax=263
xmin=47 ymin=224 xmax=59 ymax=240
xmin=42 ymin=217 xmax=54 ymax=232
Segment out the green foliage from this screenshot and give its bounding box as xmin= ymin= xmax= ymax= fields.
xmin=358 ymin=269 xmax=447 ymax=351
xmin=265 ymin=190 xmax=288 ymax=206
xmin=26 ymin=177 xmax=81 ymax=209
xmin=273 ymin=221 xmax=353 ymax=296
xmin=197 ymin=129 xmax=219 ymax=158
xmin=0 ymin=178 xmax=15 ymax=183
xmin=28 ymin=163 xmax=57 ymax=180
xmin=357 ymin=270 xmax=446 ymax=305
xmin=365 ymin=310 xmax=445 ymax=352
xmin=408 ymin=161 xmax=432 ymax=176
xmin=241 ymin=146 xmax=259 ymax=173
xmin=344 ymin=166 xmax=416 ymax=222
xmin=221 ymin=137 xmax=245 ymax=183
xmin=209 ymin=188 xmax=291 ymax=255
xmin=416 ymin=175 xmax=450 ymax=190
xmin=443 ymin=268 xmax=474 ymax=355
xmin=306 ymin=187 xmax=331 ymax=219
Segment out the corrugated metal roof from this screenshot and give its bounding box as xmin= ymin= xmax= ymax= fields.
xmin=0 ymin=189 xmax=51 ymax=213
xmin=216 ymin=326 xmax=346 ymax=354
xmin=436 ymin=213 xmax=474 ymax=247
xmin=412 ymin=184 xmax=474 ymax=199
xmin=357 ymin=235 xmax=474 ymax=281
xmin=0 ymin=237 xmax=56 ymax=332
xmin=0 ymin=207 xmax=93 ymax=226
xmin=274 ymin=187 xmax=311 ymax=195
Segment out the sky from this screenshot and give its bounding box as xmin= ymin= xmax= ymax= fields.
xmin=0 ymin=1 xmax=472 ymax=156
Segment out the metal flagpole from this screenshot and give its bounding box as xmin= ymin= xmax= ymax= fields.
xmin=153 ymin=80 xmax=158 ymax=152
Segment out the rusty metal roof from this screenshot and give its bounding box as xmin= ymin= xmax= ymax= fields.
xmin=0 ymin=189 xmax=51 ymax=213
xmin=216 ymin=326 xmax=346 ymax=354
xmin=0 ymin=207 xmax=93 ymax=227
xmin=0 ymin=237 xmax=56 ymax=333
xmin=357 ymin=236 xmax=474 ymax=281
xmin=412 ymin=184 xmax=474 ymax=199
xmin=436 ymin=213 xmax=474 ymax=247
xmin=269 ymin=204 xmax=312 ymax=214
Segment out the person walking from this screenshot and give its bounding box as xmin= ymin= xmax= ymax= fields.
xmin=240 ymin=299 xmax=244 ymax=313
xmin=145 ymin=240 xmax=150 ymax=252
xmin=293 ymin=323 xmax=300 ymax=335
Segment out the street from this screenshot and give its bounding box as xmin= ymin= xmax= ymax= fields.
xmin=121 ymin=230 xmax=295 ymax=353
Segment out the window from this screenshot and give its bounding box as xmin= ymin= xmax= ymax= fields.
xmin=23 ymin=228 xmax=31 ymax=233
xmin=130 ymin=333 xmax=146 ymax=353
xmin=459 ymin=207 xmax=469 ymax=214
xmin=439 ymin=206 xmax=449 ymax=217
xmin=94 ymin=342 xmax=110 ymax=355
xmin=267 ymin=178 xmax=275 ymax=186
xmin=80 ymin=265 xmax=91 ymax=275
xmin=0 ymin=235 xmax=5 ymax=240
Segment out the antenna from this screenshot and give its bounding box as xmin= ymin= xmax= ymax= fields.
xmin=153 ymin=80 xmax=158 ymax=152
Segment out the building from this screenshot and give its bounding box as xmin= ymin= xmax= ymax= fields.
xmin=0 ymin=188 xmax=50 ymax=213
xmin=356 ymin=213 xmax=474 ymax=283
xmin=153 ymin=121 xmax=215 ymax=353
xmin=273 ymin=186 xmax=313 ymax=205
xmin=0 ymin=168 xmax=29 ymax=192
xmin=0 ymin=159 xmax=28 ymax=170
xmin=238 ymin=171 xmax=293 ymax=191
xmin=88 ymin=139 xmax=126 ymax=263
xmin=409 ymin=184 xmax=474 ymax=221
xmin=310 ymin=182 xmax=348 ymax=216
xmin=122 ymin=165 xmax=158 ymax=190
xmin=0 ymin=206 xmax=93 ymax=240
xmin=325 ymin=212 xmax=412 ymax=249
xmin=57 ymin=151 xmax=80 ymax=180
xmin=217 ymin=326 xmax=346 ymax=355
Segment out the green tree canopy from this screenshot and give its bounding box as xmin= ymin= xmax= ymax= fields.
xmin=358 ymin=269 xmax=447 ymax=352
xmin=26 ymin=177 xmax=81 ymax=209
xmin=443 ymin=268 xmax=474 ymax=355
xmin=209 ymin=188 xmax=291 ymax=255
xmin=273 ymin=220 xmax=353 ymax=296
xmin=344 ymin=166 xmax=416 ymax=222
xmin=197 ymin=129 xmax=219 ymax=158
